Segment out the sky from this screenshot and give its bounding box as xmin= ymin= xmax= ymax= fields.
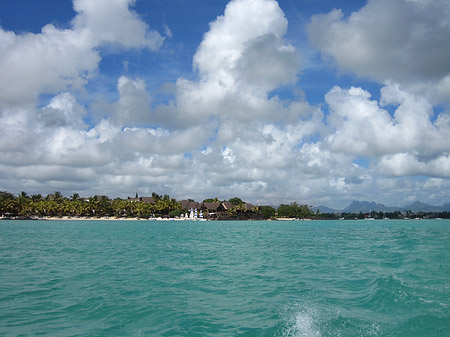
xmin=0 ymin=0 xmax=449 ymax=208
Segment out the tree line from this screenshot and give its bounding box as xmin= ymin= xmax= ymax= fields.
xmin=0 ymin=191 xmax=315 ymax=220
xmin=0 ymin=191 xmax=180 ymax=219
xmin=5 ymin=190 xmax=446 ymax=220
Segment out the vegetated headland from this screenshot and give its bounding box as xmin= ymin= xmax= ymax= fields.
xmin=1 ymin=191 xmax=449 ymax=221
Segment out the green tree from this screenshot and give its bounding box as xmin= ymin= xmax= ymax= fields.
xmin=44 ymin=200 xmax=60 ymax=216
xmin=87 ymin=197 xmax=99 ymax=216
xmin=228 ymin=197 xmax=244 ymax=206
xmin=2 ymin=198 xmax=19 ymax=216
xmin=203 ymin=197 xmax=221 ymax=203
xmin=168 ymin=209 xmax=184 ymax=217
xmin=31 ymin=194 xmax=43 ymax=202
xmin=70 ymin=193 xmax=80 ymax=201
xmin=18 ymin=191 xmax=28 ymax=199
xmin=112 ymin=198 xmax=128 ymax=217
xmin=152 ymin=192 xmax=161 ymax=201
xmin=0 ymin=191 xmax=15 ymax=201
xmin=260 ymin=206 xmax=276 ymax=219
xmin=97 ymin=196 xmax=112 ymax=216
xmin=17 ymin=192 xmax=31 ymax=216
xmin=277 ymin=202 xmax=313 ymax=218
xmin=54 ymin=191 xmax=63 ymax=202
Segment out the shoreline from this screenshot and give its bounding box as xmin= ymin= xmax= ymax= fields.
xmin=1 ymin=216 xmax=152 ymax=221
xmin=0 ymin=216 xmax=203 ymax=221
xmin=0 ymin=216 xmax=308 ymax=221
xmin=1 ymin=216 xmax=446 ymax=221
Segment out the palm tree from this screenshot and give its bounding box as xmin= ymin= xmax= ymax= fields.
xmin=17 ymin=191 xmax=31 ymax=215
xmin=112 ymin=198 xmax=128 ymax=217
xmin=87 ymin=197 xmax=99 ymax=216
xmin=70 ymin=193 xmax=80 ymax=202
xmin=18 ymin=191 xmax=29 ymax=203
xmin=54 ymin=191 xmax=63 ymax=202
xmin=97 ymin=197 xmax=112 ymax=216
xmin=31 ymin=194 xmax=42 ymax=203
xmin=0 ymin=191 xmax=15 ymax=201
xmin=46 ymin=200 xmax=60 ymax=216
xmin=5 ymin=199 xmax=19 ymax=216
xmin=34 ymin=200 xmax=47 ymax=216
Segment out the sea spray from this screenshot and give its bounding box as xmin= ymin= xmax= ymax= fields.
xmin=281 ymin=303 xmax=321 ymax=337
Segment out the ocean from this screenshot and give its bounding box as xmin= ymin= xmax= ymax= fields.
xmin=0 ymin=219 xmax=449 ymax=336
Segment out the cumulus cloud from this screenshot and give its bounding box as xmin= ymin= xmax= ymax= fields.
xmin=111 ymin=76 xmax=152 ymax=127
xmin=324 ymin=85 xmax=445 ymax=156
xmin=0 ymin=26 xmax=99 ymax=108
xmin=39 ymin=93 xmax=87 ymax=129
xmin=194 ymin=0 xmax=290 ymax=82
xmin=305 ymin=0 xmax=450 ymax=204
xmin=378 ymin=153 xmax=450 ymax=178
xmin=0 ymin=0 xmax=163 ymax=109
xmin=170 ymin=0 xmax=299 ymax=126
xmin=308 ymin=0 xmax=450 ymax=103
xmin=323 ymin=83 xmax=450 ymax=179
xmin=72 ymin=0 xmax=164 ymax=50
xmin=1 ymin=0 xmax=450 ymax=208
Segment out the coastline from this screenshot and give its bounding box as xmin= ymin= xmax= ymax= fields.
xmin=1 ymin=216 xmax=154 ymax=221
xmin=0 ymin=215 xmax=203 ymax=221
xmin=1 ymin=216 xmax=315 ymax=221
xmin=0 ymin=215 xmax=308 ymax=221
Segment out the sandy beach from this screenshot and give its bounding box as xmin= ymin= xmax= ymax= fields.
xmin=1 ymin=216 xmax=151 ymax=221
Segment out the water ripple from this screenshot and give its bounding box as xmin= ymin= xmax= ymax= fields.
xmin=0 ymin=219 xmax=449 ymax=336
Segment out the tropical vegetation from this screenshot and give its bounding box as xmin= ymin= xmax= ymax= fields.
xmin=0 ymin=191 xmax=181 ymax=219
xmin=0 ymin=190 xmax=316 ymax=220
xmin=5 ymin=190 xmax=443 ymax=220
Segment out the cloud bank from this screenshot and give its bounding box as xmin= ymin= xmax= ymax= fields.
xmin=1 ymin=0 xmax=450 ymax=208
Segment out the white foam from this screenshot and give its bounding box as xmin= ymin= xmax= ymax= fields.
xmin=282 ymin=305 xmax=321 ymax=337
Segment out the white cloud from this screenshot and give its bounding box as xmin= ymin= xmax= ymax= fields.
xmin=171 ymin=0 xmax=299 ymax=126
xmin=0 ymin=0 xmax=163 ymax=109
xmin=193 ymin=0 xmax=290 ymax=83
xmin=111 ymin=76 xmax=152 ymax=127
xmin=39 ymin=93 xmax=87 ymax=129
xmin=1 ymin=0 xmax=450 ymax=208
xmin=378 ymin=153 xmax=450 ymax=178
xmin=0 ymin=25 xmax=99 ymax=108
xmin=72 ymin=0 xmax=164 ymax=50
xmin=308 ymin=0 xmax=450 ymax=103
xmin=325 ymin=84 xmax=450 ymax=159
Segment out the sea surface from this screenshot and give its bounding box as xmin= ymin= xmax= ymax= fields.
xmin=0 ymin=219 xmax=449 ymax=336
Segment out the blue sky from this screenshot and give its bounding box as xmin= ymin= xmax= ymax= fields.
xmin=0 ymin=0 xmax=449 ymax=208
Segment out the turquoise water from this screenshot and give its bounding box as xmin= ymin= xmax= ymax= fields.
xmin=0 ymin=220 xmax=449 ymax=336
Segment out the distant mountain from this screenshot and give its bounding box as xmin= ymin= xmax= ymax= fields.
xmin=312 ymin=205 xmax=339 ymax=213
xmin=403 ymin=201 xmax=441 ymax=212
xmin=342 ymin=200 xmax=395 ymax=213
xmin=315 ymin=200 xmax=450 ymax=214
